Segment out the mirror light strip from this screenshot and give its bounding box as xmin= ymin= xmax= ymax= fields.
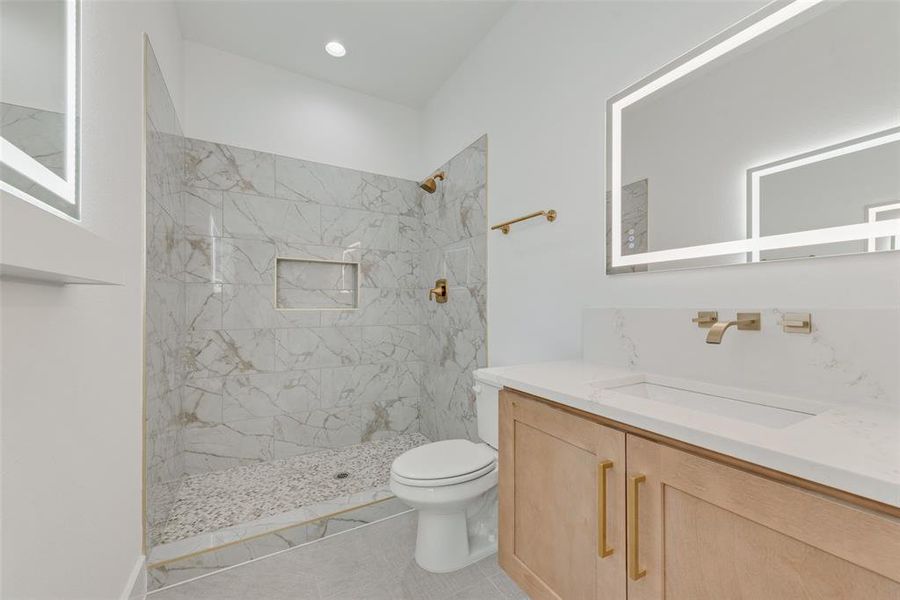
xmin=609 ymin=0 xmax=825 ymax=268
xmin=0 ymin=180 xmax=80 ymax=223
xmin=867 ymin=202 xmax=900 ymax=252
xmin=615 ymin=219 xmax=900 ymax=267
xmin=750 ymin=128 xmax=900 ymax=262
xmin=0 ymin=139 xmax=71 ymax=199
xmin=64 ymin=0 xmax=78 ymax=206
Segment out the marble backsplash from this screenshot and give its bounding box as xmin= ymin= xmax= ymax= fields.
xmin=583 ymin=307 xmax=899 ymax=406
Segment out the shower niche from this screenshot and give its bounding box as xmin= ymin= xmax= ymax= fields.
xmin=275 ymin=257 xmax=359 ymax=310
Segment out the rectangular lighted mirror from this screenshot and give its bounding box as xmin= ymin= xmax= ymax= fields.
xmin=0 ymin=0 xmax=80 ymax=219
xmin=607 ymin=0 xmax=900 ymax=273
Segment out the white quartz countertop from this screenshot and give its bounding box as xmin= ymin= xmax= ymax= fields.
xmin=475 ymin=360 xmax=900 ymax=509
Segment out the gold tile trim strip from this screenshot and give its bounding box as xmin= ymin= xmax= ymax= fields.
xmin=140 ymin=34 xmax=151 ymax=557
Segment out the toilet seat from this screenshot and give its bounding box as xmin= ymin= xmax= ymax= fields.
xmin=392 ymin=461 xmax=496 ymax=487
xmin=391 ymin=439 xmax=496 ymax=488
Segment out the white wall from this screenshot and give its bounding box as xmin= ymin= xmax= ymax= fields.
xmin=421 ymin=0 xmax=900 ymax=367
xmin=0 ymin=2 xmax=183 ymax=598
xmin=182 ymin=41 xmax=422 ymax=180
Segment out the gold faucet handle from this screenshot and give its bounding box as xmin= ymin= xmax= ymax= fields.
xmin=428 ymin=279 xmax=448 ymax=304
xmin=691 ymin=311 xmax=718 ymax=328
xmin=782 ymin=312 xmax=811 ymax=333
xmin=736 ymin=312 xmax=761 ymax=329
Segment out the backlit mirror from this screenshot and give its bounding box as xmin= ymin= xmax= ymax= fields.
xmin=0 ymin=0 xmax=79 ymax=219
xmin=607 ymin=0 xmax=900 ymax=273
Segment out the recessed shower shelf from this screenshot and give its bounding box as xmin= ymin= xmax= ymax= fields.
xmin=274 ymin=257 xmax=359 ymax=310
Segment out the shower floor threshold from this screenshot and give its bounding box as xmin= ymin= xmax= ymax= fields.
xmin=148 ymin=485 xmax=394 ymax=564
xmin=147 ymin=496 xmax=413 ymax=590
xmin=149 ymin=434 xmax=428 ymax=565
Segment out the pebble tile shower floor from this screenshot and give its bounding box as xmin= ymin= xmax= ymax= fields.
xmin=160 ymin=434 xmax=429 ymax=543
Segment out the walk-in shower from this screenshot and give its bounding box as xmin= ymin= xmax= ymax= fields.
xmin=143 ymin=39 xmax=488 ymax=590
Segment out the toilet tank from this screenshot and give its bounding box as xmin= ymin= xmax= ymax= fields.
xmin=473 ymin=370 xmax=501 ymax=449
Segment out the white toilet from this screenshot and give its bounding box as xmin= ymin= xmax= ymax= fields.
xmin=390 ymin=373 xmax=501 ymax=573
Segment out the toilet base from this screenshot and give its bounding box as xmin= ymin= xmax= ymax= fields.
xmin=414 ymin=509 xmax=497 ymax=573
xmin=390 ymin=451 xmax=499 ymax=574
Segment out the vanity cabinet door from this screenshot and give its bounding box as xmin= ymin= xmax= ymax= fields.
xmin=499 ymin=389 xmax=626 ymax=600
xmin=625 ymin=435 xmax=900 ymax=600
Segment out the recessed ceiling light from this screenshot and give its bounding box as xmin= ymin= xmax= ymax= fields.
xmin=325 ymin=41 xmax=346 ymax=58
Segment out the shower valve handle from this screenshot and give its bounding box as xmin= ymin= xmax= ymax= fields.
xmin=429 ymin=279 xmax=448 ymax=304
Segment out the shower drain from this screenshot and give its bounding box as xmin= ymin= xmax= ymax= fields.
xmin=333 ymin=471 xmax=350 ymax=480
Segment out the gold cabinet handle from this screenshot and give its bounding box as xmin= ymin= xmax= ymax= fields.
xmin=628 ymin=474 xmax=647 ymax=580
xmin=598 ymin=460 xmax=614 ymax=558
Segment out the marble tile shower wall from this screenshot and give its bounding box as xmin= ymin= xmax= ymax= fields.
xmin=144 ymin=72 xmax=487 ymax=544
xmin=145 ymin=43 xmax=187 ymax=545
xmin=418 ymin=136 xmax=488 ymax=441
xmin=179 ymin=138 xmax=427 ymax=476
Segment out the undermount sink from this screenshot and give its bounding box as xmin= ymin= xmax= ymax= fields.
xmin=595 ymin=377 xmax=824 ymax=429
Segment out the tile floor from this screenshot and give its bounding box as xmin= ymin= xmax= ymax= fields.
xmin=149 ymin=511 xmax=526 ymax=600
xmin=148 ymin=499 xmax=411 ymax=590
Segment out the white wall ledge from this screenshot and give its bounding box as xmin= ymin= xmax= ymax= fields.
xmin=0 ymin=190 xmax=124 ymax=285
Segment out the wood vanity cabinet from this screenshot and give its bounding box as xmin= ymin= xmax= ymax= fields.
xmin=499 ymin=387 xmax=627 ymax=600
xmin=498 ymin=389 xmax=900 ymax=600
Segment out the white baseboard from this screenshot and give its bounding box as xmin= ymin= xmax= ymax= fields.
xmin=120 ymin=555 xmax=146 ymax=600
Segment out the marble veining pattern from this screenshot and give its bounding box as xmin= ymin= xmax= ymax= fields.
xmin=148 ymin=497 xmax=410 ymax=590
xmin=176 ymin=136 xmax=436 ymax=477
xmin=583 ymin=307 xmax=900 ymax=406
xmin=185 ymin=138 xmax=275 ymax=195
xmin=150 ymin=487 xmax=397 ymax=567
xmin=0 ymin=102 xmax=66 ymax=178
xmin=144 ymin=41 xmax=188 ymax=547
xmin=606 ymin=179 xmax=649 ymax=274
xmin=418 ymin=136 xmax=489 ymax=442
xmin=160 ymin=433 xmax=428 ymax=543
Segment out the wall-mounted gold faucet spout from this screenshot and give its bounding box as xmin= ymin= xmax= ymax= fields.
xmin=706 ymin=312 xmax=760 ymax=344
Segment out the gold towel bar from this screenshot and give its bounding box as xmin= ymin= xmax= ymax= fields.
xmin=491 ymin=209 xmax=557 ymax=234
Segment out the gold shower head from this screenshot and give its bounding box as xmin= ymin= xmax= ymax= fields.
xmin=419 ymin=171 xmax=445 ymax=194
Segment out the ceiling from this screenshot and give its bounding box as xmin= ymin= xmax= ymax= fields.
xmin=174 ymin=1 xmax=513 ymax=108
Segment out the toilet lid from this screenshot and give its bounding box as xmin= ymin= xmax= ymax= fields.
xmin=391 ymin=439 xmax=496 ymax=481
